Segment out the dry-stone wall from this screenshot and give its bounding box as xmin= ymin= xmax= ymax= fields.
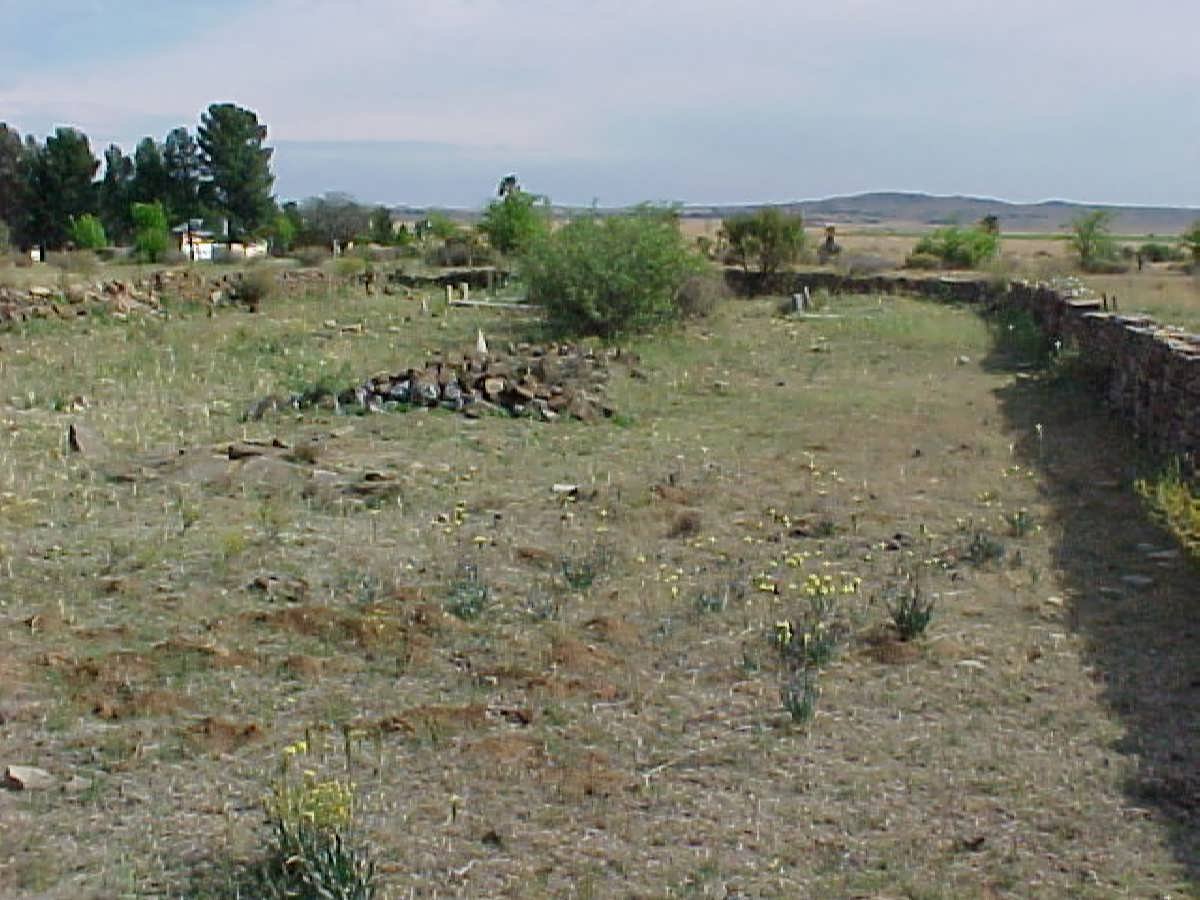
xmin=726 ymin=269 xmax=1200 ymax=463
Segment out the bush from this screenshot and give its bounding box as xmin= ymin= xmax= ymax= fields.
xmin=293 ymin=246 xmax=331 ymax=268
xmin=1182 ymin=221 xmax=1200 ymax=265
xmin=674 ymin=273 xmax=726 ymax=319
xmin=721 ymin=208 xmax=806 ymax=276
xmin=425 ymin=237 xmax=492 ymax=268
xmin=69 ymin=214 xmax=107 ymax=250
xmin=478 ymin=189 xmax=550 ymax=255
xmin=903 ymin=251 xmax=942 ymax=270
xmin=523 ymin=207 xmax=707 ymax=338
xmin=909 ymin=225 xmax=999 ymax=269
xmin=132 ymin=202 xmax=170 ymax=263
xmin=1138 ymin=242 xmax=1183 ymax=263
xmin=1069 ymin=210 xmax=1119 ymax=270
xmin=237 ymin=267 xmax=276 ymax=310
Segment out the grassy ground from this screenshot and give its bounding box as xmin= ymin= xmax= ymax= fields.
xmin=1 ymin=276 xmax=1198 ymax=897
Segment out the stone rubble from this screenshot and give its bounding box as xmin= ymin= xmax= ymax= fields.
xmin=251 ymin=341 xmax=637 ymax=424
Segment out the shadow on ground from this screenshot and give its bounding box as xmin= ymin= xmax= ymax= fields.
xmin=988 ymin=340 xmax=1200 ymax=885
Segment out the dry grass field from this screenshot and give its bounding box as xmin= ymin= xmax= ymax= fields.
xmin=1 ymin=264 xmax=1199 ymax=898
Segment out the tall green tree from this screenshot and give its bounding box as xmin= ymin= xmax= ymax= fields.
xmin=132 ymin=201 xmax=170 ymax=262
xmin=130 ymin=137 xmax=171 ymax=207
xmin=368 ymin=205 xmax=395 ymax=244
xmin=197 ymin=103 xmax=275 ymax=239
xmin=69 ymin=213 xmax=107 ymax=250
xmin=21 ymin=127 xmax=99 ymax=250
xmin=163 ymin=126 xmax=203 ymax=221
xmin=98 ymin=144 xmax=135 ymax=242
xmin=0 ymin=123 xmax=27 ymax=243
xmin=479 ymin=182 xmax=550 ymax=255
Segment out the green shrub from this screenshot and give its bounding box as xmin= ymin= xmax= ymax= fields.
xmin=478 ymin=189 xmax=550 ymax=255
xmin=524 ymin=207 xmax=707 ymax=338
xmin=1070 ymin=210 xmax=1122 ymax=271
xmin=720 ymin=208 xmax=806 ymax=276
xmin=1182 ymin=221 xmax=1200 ymax=264
xmin=908 ymin=225 xmax=999 ymax=269
xmin=69 ymin=214 xmax=107 ymax=250
xmin=132 ymin=201 xmax=170 ymax=263
xmin=1138 ymin=242 xmax=1183 ymax=263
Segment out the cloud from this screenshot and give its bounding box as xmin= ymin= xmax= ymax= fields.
xmin=2 ymin=0 xmax=1198 ymax=205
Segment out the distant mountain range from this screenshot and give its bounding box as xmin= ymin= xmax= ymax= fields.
xmin=396 ymin=191 xmax=1200 ymax=235
xmin=677 ymin=192 xmax=1200 ymax=235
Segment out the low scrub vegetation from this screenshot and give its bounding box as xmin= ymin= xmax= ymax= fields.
xmin=523 ymin=206 xmax=708 ymax=337
xmin=720 ymin=207 xmax=806 ymax=276
xmin=906 ymin=223 xmax=999 ymax=269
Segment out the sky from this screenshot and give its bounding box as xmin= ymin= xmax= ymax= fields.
xmin=2 ymin=0 xmax=1198 ymax=209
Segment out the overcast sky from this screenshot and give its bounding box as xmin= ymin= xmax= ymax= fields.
xmin=2 ymin=0 xmax=1198 ymax=208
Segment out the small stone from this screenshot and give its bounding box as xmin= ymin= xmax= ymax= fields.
xmin=1146 ymin=550 xmax=1179 ymax=561
xmin=3 ymin=765 xmax=55 ymax=791
xmin=956 ymin=659 xmax=987 ymax=671
xmin=955 ymin=355 xmax=971 ymax=365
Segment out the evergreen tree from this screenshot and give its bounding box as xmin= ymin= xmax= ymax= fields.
xmin=130 ymin=137 xmax=171 ymax=208
xmin=197 ymin=103 xmax=275 ymax=239
xmin=163 ymin=126 xmax=202 ymax=222
xmin=21 ymin=128 xmax=99 ymax=250
xmin=99 ymin=144 xmax=135 ymax=243
xmin=0 ymin=123 xmax=26 ymax=243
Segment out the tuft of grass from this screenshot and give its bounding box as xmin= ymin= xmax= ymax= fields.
xmin=781 ymin=667 xmax=820 ymax=725
xmin=965 ymin=531 xmax=1006 ymax=567
xmin=887 ymin=572 xmax=935 ymax=641
xmin=250 ymin=738 xmax=376 ymax=899
xmin=560 ymin=545 xmax=610 ymax=591
xmin=1135 ymin=459 xmax=1200 ymax=554
xmin=446 ymin=565 xmax=490 ymax=620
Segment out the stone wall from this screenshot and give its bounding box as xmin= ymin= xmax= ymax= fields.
xmin=725 ymin=268 xmax=1200 ymax=463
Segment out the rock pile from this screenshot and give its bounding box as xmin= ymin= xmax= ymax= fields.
xmin=0 ymin=280 xmax=162 ymax=322
xmin=250 ymin=342 xmax=636 ymax=423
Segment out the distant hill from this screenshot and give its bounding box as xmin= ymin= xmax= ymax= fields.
xmin=682 ymin=192 xmax=1200 ymax=235
xmin=396 ymin=192 xmax=1200 ymax=235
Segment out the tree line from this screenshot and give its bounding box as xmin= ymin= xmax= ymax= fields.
xmin=0 ymin=102 xmax=275 ymax=253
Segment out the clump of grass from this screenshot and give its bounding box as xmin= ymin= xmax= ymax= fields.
xmin=772 ymin=591 xmax=848 ymax=725
xmin=252 ymin=738 xmax=376 ymax=899
xmin=560 ymin=545 xmax=610 ymax=591
xmin=965 ymin=531 xmax=1006 ymax=566
xmin=1135 ymin=458 xmax=1200 ymax=552
xmin=692 ymin=589 xmax=727 ymax=615
xmin=781 ymin=667 xmax=820 ymax=725
xmin=887 ymin=572 xmax=934 ymax=641
xmin=446 ymin=564 xmax=490 ymax=620
xmin=1003 ymin=508 xmax=1036 ymax=538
